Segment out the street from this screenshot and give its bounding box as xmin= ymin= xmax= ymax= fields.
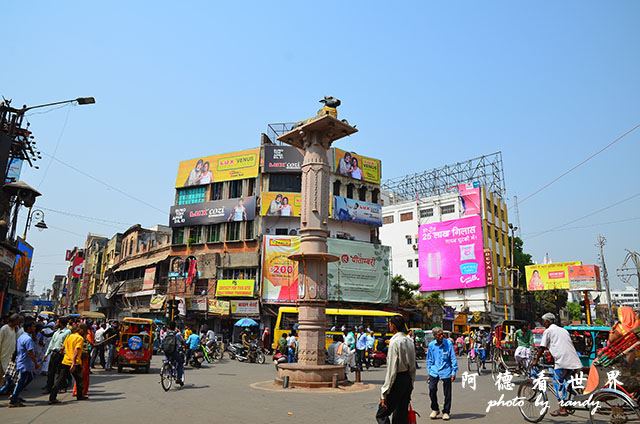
xmin=3 ymin=355 xmax=594 ymax=424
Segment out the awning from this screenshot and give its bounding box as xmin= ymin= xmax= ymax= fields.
xmin=125 ymin=289 xmax=156 ymax=298
xmin=114 ymin=253 xmax=170 ymax=272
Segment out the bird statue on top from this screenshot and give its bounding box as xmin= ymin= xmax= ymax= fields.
xmin=294 ymin=96 xmax=350 ymax=128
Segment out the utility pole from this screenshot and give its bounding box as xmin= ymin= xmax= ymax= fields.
xmin=617 ymin=250 xmax=640 ymax=307
xmin=596 ymin=235 xmax=613 ymax=326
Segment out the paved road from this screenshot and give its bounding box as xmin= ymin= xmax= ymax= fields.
xmin=3 ymin=355 xmax=594 ymax=423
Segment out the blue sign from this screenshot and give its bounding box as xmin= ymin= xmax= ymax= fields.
xmin=5 ymin=158 xmax=23 ymax=183
xmin=32 ymin=300 xmax=53 ymax=307
xmin=444 ymin=306 xmax=456 ymax=321
xmin=128 ymin=336 xmax=142 ymax=351
xmin=332 ymin=196 xmax=382 ymax=227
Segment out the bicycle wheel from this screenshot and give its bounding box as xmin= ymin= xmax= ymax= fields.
xmin=491 ymin=355 xmax=505 ymax=382
xmin=517 ymin=379 xmax=548 ymax=423
xmin=589 ymin=390 xmax=640 ymax=424
xmin=160 ymin=363 xmax=173 ymax=392
xmin=467 ymin=354 xmax=475 ymax=373
xmin=213 ymin=348 xmax=223 ymax=361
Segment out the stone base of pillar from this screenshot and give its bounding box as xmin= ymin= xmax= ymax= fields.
xmin=276 ymin=363 xmax=347 ymax=388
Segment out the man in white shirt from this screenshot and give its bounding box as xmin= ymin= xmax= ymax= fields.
xmin=91 ymin=323 xmax=107 ymax=369
xmin=287 ymin=331 xmax=297 ymax=363
xmin=533 ymin=312 xmax=582 ymax=417
xmin=377 ymin=316 xmax=416 ymax=424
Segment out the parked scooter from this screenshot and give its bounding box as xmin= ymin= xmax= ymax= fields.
xmin=370 ymin=350 xmax=387 ymax=368
xmin=273 ymin=351 xmax=287 ymax=370
xmin=228 ymin=341 xmax=266 ymax=364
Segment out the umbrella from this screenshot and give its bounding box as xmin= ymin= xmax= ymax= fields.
xmin=234 ymin=318 xmax=259 ymax=327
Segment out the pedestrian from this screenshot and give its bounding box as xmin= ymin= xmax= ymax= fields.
xmin=91 ymin=323 xmax=106 ymax=368
xmin=261 ymin=327 xmax=271 ymax=354
xmin=0 ymin=314 xmax=20 ymax=386
xmin=455 ymin=334 xmax=464 ymax=356
xmin=8 ymin=319 xmax=40 ymax=407
xmin=426 ymin=327 xmax=458 ymax=421
xmin=43 ymin=317 xmax=70 ymax=394
xmin=49 ymin=323 xmax=89 ymax=404
xmin=327 ymin=334 xmax=341 ymax=365
xmin=356 ymin=326 xmax=368 ymax=371
xmin=73 ymin=325 xmax=92 ymax=397
xmin=367 ymin=330 xmax=376 ymax=367
xmin=335 ymin=335 xmax=356 ymax=381
xmin=104 ymin=322 xmax=119 ymax=370
xmin=277 ymin=333 xmax=288 ymax=355
xmin=287 ymin=330 xmax=297 ymax=363
xmin=344 ymin=327 xmax=356 ymax=350
xmin=376 ymin=315 xmax=416 ymax=424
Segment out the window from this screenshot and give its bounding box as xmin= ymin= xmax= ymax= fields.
xmin=270 ymin=174 xmax=301 ymax=192
xmin=441 ymin=204 xmax=455 ymax=214
xmin=419 ymin=208 xmax=434 ymax=218
xmin=358 ymin=186 xmax=367 ymax=201
xmin=226 ymin=222 xmax=241 ymax=241
xmin=229 ymin=180 xmax=242 ymax=198
xmin=172 ymin=228 xmax=184 ymax=245
xmin=346 ymin=183 xmax=354 ymax=199
xmin=247 ymin=179 xmax=255 ymax=197
xmin=275 ymin=228 xmax=289 ymax=235
xmin=221 ymin=268 xmax=257 ymax=280
xmin=333 ymin=180 xmax=341 ymax=196
xmin=128 ymin=239 xmax=133 ymax=255
xmin=383 ymin=215 xmax=394 ymax=224
xmin=407 ymin=259 xmax=413 ymax=268
xmin=177 ymin=187 xmax=206 ymax=205
xmin=245 ymin=221 xmax=254 ymax=239
xmin=371 ymin=189 xmax=379 ymax=204
xmin=211 ymin=182 xmax=223 ymax=201
xmin=189 ymin=226 xmax=203 ymax=243
xmin=406 ymin=235 xmax=412 ymax=245
xmin=208 ymin=224 xmax=222 ymax=243
xmin=400 ymin=212 xmax=413 ymax=222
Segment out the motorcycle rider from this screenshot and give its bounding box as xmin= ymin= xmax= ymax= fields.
xmin=241 ymin=329 xmax=253 ymax=360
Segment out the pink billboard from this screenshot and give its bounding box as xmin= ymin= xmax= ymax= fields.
xmin=419 ymin=215 xmax=486 ymax=291
xmin=458 ymin=183 xmax=481 ymax=216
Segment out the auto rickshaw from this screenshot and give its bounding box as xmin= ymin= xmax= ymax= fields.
xmin=564 ymin=324 xmax=611 ymax=369
xmin=117 ymin=317 xmax=154 ymax=373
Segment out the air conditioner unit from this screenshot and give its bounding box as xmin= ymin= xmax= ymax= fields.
xmin=265 ymin=228 xmax=271 ymax=234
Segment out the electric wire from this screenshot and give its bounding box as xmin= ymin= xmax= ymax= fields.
xmin=38 ymin=206 xmax=134 ymax=227
xmin=38 ymin=103 xmax=72 ymax=189
xmin=513 ymin=121 xmax=640 ymax=209
xmin=522 ymin=216 xmax=640 ymax=236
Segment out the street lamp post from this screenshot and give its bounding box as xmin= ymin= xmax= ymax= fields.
xmin=23 ymin=208 xmax=47 ymax=240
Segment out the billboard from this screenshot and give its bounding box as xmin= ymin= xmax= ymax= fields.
xmin=5 ymin=158 xmax=23 ymax=184
xmin=175 ymin=148 xmax=260 ymax=188
xmin=525 ymin=261 xmax=582 ymax=291
xmin=215 ymin=279 xmax=255 ymax=297
xmin=12 ymin=238 xmax=33 ymax=292
xmin=261 ymin=236 xmax=391 ymax=304
xmin=332 ymin=196 xmax=382 ymax=227
xmin=418 ymin=215 xmax=486 ymax=291
xmin=458 ymin=183 xmax=481 ymax=216
xmin=568 ymin=265 xmax=601 ymax=291
xmin=169 ymin=196 xmax=256 ymax=227
xmin=263 ymin=145 xmax=303 ymax=173
xmin=260 ymin=192 xmax=302 ymax=217
xmin=333 ymin=148 xmax=381 ymax=184
xmin=208 ymin=299 xmax=230 ymax=315
xmin=143 ymin=267 xmax=156 ymax=291
xmin=230 ymin=299 xmax=259 ymax=316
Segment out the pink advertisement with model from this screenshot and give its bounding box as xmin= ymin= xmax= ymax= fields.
xmin=419 ymin=215 xmax=486 ymax=291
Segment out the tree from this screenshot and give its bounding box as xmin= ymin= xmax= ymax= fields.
xmin=391 ymin=275 xmax=419 ymax=302
xmin=511 ymin=236 xmax=533 ymax=290
xmin=567 ymin=302 xmax=581 ymax=322
xmin=533 ymin=290 xmax=568 ymax=319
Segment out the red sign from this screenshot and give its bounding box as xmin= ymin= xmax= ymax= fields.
xmin=72 ymin=256 xmax=84 ymax=278
xmin=548 ymin=271 xmax=566 ymax=279
xmin=65 ymin=250 xmax=73 ymax=261
xmin=484 ymin=248 xmax=494 ymax=286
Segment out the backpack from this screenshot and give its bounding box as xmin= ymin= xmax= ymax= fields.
xmin=162 ymin=331 xmax=177 ymax=355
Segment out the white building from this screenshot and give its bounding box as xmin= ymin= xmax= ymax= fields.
xmin=380 ymin=187 xmax=512 ymax=322
xmin=598 ymin=286 xmax=640 ymax=309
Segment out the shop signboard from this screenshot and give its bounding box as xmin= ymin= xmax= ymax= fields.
xmin=568 ymin=265 xmax=602 ymax=291
xmin=332 ymin=196 xmax=382 ymax=227
xmin=150 ymin=295 xmax=166 ymax=310
xmin=333 ymin=148 xmax=381 ymax=184
xmin=169 ymin=196 xmax=256 ymax=227
xmin=215 ymin=279 xmax=255 ymax=297
xmin=175 ymin=148 xmax=260 ymax=188
xmin=208 ymin=299 xmax=230 ymax=315
xmin=176 ymin=297 xmax=186 ymax=316
xmin=260 ymin=192 xmax=302 ymax=217
xmin=484 ymin=248 xmax=494 ymax=286
xmin=230 ymin=299 xmax=259 ymax=316
xmin=263 ymin=145 xmax=303 ymax=173
xmin=525 ymin=261 xmax=582 ymax=291
xmin=187 ymin=297 xmax=207 ymax=311
xmin=418 ymin=215 xmax=486 ymax=291
xmin=0 ymin=246 xmax=16 ymax=269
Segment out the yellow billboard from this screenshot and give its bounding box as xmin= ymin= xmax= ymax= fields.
xmin=333 ymin=148 xmax=381 ymax=184
xmin=175 ymin=148 xmax=260 ymax=188
xmin=260 ymin=192 xmax=302 ymax=217
xmin=525 ymin=261 xmax=582 ymax=291
xmin=215 ymin=279 xmax=255 ymax=297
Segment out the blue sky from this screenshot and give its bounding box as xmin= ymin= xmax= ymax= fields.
xmin=4 ymin=1 xmax=639 ymax=294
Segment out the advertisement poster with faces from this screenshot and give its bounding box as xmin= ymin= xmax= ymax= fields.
xmin=418 ymin=215 xmax=486 ymax=291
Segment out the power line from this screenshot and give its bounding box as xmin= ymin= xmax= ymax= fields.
xmin=38 ymin=103 xmax=72 ymax=189
xmin=39 ymin=151 xmax=167 ymax=215
xmin=47 ymin=224 xmax=85 ymax=238
xmin=514 ymin=122 xmax=640 ymax=209
xmin=38 ymin=206 xmax=134 ymax=227
xmin=524 ymin=191 xmax=640 ymax=240
xmin=522 ymin=216 xmax=640 ymax=236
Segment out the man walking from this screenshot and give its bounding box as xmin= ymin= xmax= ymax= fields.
xmin=426 ymin=327 xmax=458 ymax=421
xmin=90 ymin=323 xmax=106 ymax=368
xmin=9 ymin=319 xmax=39 ymax=407
xmin=49 ymin=323 xmax=89 ymax=404
xmin=43 ymin=317 xmax=70 ymax=394
xmin=0 ymin=314 xmax=20 ymax=386
xmin=356 ymin=326 xmax=368 ymax=371
xmin=377 ymin=316 xmax=416 ymax=424
xmin=104 ymin=322 xmax=119 ymax=371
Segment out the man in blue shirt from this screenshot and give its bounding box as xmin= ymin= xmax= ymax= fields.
xmin=185 ymin=331 xmax=200 ymax=366
xmin=426 ymin=327 xmax=458 ymax=421
xmin=356 ymin=327 xmax=369 ymax=371
xmin=10 ymin=319 xmax=39 ymax=407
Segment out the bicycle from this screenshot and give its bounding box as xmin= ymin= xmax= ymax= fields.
xmin=160 ymin=357 xmax=186 ymax=391
xmin=468 ymin=346 xmax=489 ymax=375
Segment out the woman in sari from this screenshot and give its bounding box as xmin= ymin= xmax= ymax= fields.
xmin=609 ymin=306 xmax=640 ymax=344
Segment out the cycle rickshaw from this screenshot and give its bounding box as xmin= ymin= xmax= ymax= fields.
xmin=490 ymin=319 xmax=531 ymax=382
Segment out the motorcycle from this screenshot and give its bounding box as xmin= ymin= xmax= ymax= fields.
xmin=273 ymin=351 xmax=287 ymax=370
xmin=228 ymin=341 xmax=265 ymax=364
xmin=414 ymin=341 xmax=426 ymax=360
xmin=191 ymin=343 xmax=213 ymax=368
xmin=370 ymin=350 xmax=387 ymax=368
xmin=203 ymin=337 xmax=224 ymax=361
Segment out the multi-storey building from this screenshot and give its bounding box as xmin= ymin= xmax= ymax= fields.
xmin=76 ymin=233 xmax=108 ymax=313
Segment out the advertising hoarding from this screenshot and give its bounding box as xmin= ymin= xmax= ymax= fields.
xmin=169 ymin=196 xmax=256 ymax=227
xmin=0 ymin=246 xmax=16 ymax=269
xmin=12 ymin=238 xmax=34 ymax=291
xmin=150 ymin=295 xmax=166 ymax=310
xmin=260 ymin=192 xmax=302 ymax=217
xmin=458 ymin=183 xmax=481 ymax=216
xmin=230 ymin=299 xmax=259 ymax=316
xmin=215 ymin=279 xmax=255 ymax=297
xmin=208 ymin=299 xmax=230 ymax=315
xmin=333 ymin=148 xmax=381 ymax=184
xmin=175 ymin=148 xmax=260 ymax=188
xmin=332 ymin=196 xmax=382 ymax=227
xmin=525 ymin=261 xmax=582 ymax=291
xmin=568 ymin=265 xmax=601 ymax=291
xmin=418 ymin=215 xmax=486 ymax=291
xmin=187 ymin=297 xmax=207 ymax=311
xmin=261 ymin=236 xmax=392 ymax=304
xmin=142 ymin=267 xmax=156 ymax=290
xmin=263 ymin=145 xmax=303 ymax=173
xmin=5 ymin=158 xmax=23 ymax=184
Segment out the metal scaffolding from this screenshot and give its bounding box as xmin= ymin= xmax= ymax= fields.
xmin=381 ymin=152 xmax=506 ymax=202
xmin=266 ymin=122 xmax=298 ymax=145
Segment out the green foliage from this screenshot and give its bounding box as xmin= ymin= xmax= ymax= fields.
xmin=422 ymin=292 xmax=445 ymax=306
xmin=568 ymin=302 xmax=581 ymax=321
xmin=595 ymin=318 xmax=604 ymax=326
xmin=391 ymin=275 xmax=420 ymax=302
xmin=533 ymin=290 xmax=568 ymax=319
xmin=511 ymin=236 xmax=533 ymax=289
